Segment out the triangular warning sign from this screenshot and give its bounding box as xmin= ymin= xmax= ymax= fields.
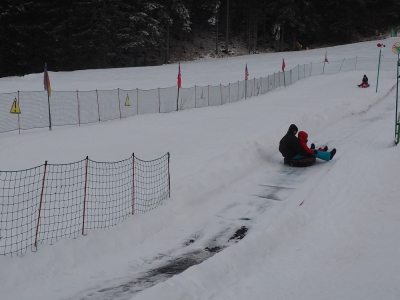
xmin=10 ymin=98 xmax=21 ymax=114
xmin=125 ymin=94 xmax=130 ymax=106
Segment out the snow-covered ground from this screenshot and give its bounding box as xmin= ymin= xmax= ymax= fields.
xmin=1 ymin=37 xmax=400 ymax=300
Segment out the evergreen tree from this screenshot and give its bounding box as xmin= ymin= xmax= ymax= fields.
xmin=0 ymin=0 xmax=26 ymax=76
xmin=117 ymin=0 xmax=165 ymax=66
xmin=0 ymin=0 xmax=59 ymax=76
xmin=155 ymin=0 xmax=191 ymax=63
xmin=1 ymin=0 xmax=400 ymax=77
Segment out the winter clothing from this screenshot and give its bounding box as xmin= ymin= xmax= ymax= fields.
xmin=315 ymin=151 xmax=331 ymax=161
xmin=358 ymin=75 xmax=369 ymax=87
xmin=288 ymin=124 xmax=298 ymax=133
xmin=279 ymin=125 xmax=311 ymax=159
xmin=330 ymin=148 xmax=337 ymax=160
xmin=298 ymin=131 xmax=315 ymax=155
xmin=315 ymin=148 xmax=336 ymax=161
xmin=298 ymin=130 xmax=336 ymax=162
xmin=310 ymin=143 xmax=328 ymax=151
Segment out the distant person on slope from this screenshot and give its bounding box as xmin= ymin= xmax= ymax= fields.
xmin=295 ymin=41 xmax=302 ymax=51
xmin=358 ymin=74 xmax=370 ymax=87
xmin=298 ymin=131 xmax=336 ymax=161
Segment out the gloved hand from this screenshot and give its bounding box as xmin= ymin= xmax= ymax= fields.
xmin=310 ymin=143 xmax=315 ymax=150
xmin=313 ymin=150 xmax=318 ymax=155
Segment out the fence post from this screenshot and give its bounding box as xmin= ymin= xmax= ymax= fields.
xmin=17 ymin=91 xmax=20 ymax=134
xmin=310 ymin=62 xmax=313 ymax=76
xmin=253 ymin=78 xmax=255 ymax=96
xmin=96 ymin=90 xmax=100 ymax=122
xmin=167 ymin=152 xmax=170 ymax=198
xmin=339 ymin=58 xmax=345 ymax=72
xmin=77 ymin=90 xmax=81 ymax=126
xmin=208 ymin=85 xmax=210 ymax=106
xmin=271 ymin=75 xmax=273 ymax=90
xmin=272 ymin=73 xmax=274 ymax=90
xmin=279 ymin=72 xmax=281 ymax=87
xmin=298 ymin=64 xmax=299 ymax=80
xmin=290 ymin=70 xmax=292 ymax=85
xmin=304 ymin=64 xmax=305 ymax=78
xmin=260 ymin=78 xmax=262 ymax=94
xmin=220 ymin=84 xmax=223 ymax=105
xmin=132 ymin=153 xmax=135 ymax=215
xmin=237 ymin=81 xmax=239 ymax=101
xmin=273 ymin=73 xmax=275 ymax=90
xmin=194 ymin=85 xmax=197 ymax=108
xmin=136 ymin=88 xmax=139 ymax=115
xmin=34 ymin=161 xmax=48 ymax=248
xmin=46 ymin=91 xmax=52 ymax=131
xmin=118 ymin=88 xmax=122 ymax=119
xmin=355 ymin=56 xmax=358 ymax=70
xmin=158 ymin=88 xmax=161 ymax=113
xmin=271 ymin=74 xmax=273 ymax=90
xmin=82 ymin=156 xmax=89 ymax=235
xmin=229 ymin=83 xmax=231 ymax=102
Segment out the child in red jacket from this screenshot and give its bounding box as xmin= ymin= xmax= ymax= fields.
xmin=298 ymin=131 xmax=336 ymax=161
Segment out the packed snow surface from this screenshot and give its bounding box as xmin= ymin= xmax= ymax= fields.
xmin=1 ymin=37 xmax=400 ymax=300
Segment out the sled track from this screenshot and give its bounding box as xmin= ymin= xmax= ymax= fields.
xmin=68 ymin=226 xmax=248 ymax=300
xmin=68 ymin=160 xmax=336 ymax=300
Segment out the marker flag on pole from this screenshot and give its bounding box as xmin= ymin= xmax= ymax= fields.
xmin=44 ymin=62 xmax=52 ymax=97
xmin=282 ymin=58 xmax=286 ymax=71
xmin=177 ymin=63 xmax=182 ymax=88
xmin=245 ymin=63 xmax=249 ymax=81
xmin=324 ymin=51 xmax=329 ymax=63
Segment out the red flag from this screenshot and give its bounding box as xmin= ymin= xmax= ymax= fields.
xmin=282 ymin=58 xmax=286 ymax=71
xmin=177 ymin=64 xmax=182 ymax=88
xmin=324 ymin=51 xmax=329 ymax=63
xmin=44 ymin=62 xmax=51 ymax=97
xmin=245 ymin=63 xmax=249 ymax=81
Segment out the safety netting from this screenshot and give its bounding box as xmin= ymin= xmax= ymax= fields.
xmin=1 ymin=56 xmax=398 ymax=134
xmin=0 ymin=153 xmax=170 ymax=256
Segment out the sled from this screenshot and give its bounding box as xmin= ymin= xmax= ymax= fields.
xmin=284 ymin=156 xmax=316 ymax=167
xmin=358 ymin=83 xmax=370 ymax=88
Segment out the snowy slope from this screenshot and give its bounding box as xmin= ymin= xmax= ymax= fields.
xmin=0 ymin=37 xmax=400 ymax=300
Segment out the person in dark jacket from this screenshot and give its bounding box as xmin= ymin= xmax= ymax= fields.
xmin=279 ymin=124 xmax=311 ymax=159
xmin=358 ymin=75 xmax=369 ymax=87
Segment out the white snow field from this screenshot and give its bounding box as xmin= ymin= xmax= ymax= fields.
xmin=0 ymin=37 xmax=400 ymax=300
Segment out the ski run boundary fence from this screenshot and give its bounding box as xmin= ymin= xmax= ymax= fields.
xmin=1 ymin=56 xmax=399 ymax=134
xmin=0 ymin=153 xmax=170 ymax=256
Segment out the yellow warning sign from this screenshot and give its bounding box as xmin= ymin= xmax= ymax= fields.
xmin=10 ymin=98 xmax=21 ymax=114
xmin=125 ymin=94 xmax=130 ymax=106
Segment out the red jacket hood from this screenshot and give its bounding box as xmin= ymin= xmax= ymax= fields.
xmin=298 ymin=131 xmax=308 ymax=143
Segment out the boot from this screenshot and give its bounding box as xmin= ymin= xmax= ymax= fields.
xmin=310 ymin=143 xmax=315 ymax=150
xmin=330 ymin=148 xmax=336 ymax=160
xmin=323 ymin=146 xmax=328 ymax=152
